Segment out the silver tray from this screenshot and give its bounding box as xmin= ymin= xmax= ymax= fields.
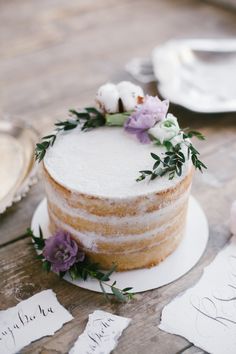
xmin=126 ymin=39 xmax=236 ymax=113
xmin=0 ymin=120 xmax=39 ymax=214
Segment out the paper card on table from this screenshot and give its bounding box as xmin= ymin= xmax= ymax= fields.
xmin=159 ymin=235 xmax=236 ymax=354
xmin=0 ymin=289 xmax=73 ymax=354
xmin=69 ymin=310 xmax=131 ymax=354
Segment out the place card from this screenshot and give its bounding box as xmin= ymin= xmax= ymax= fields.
xmin=69 ymin=310 xmax=131 ymax=354
xmin=0 ymin=289 xmax=73 ymax=354
xmin=159 ymin=235 xmax=236 ymax=354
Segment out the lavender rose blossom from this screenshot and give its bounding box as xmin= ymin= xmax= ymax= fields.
xmin=124 ymin=95 xmax=169 ymax=143
xmin=43 ymin=231 xmax=84 ymax=272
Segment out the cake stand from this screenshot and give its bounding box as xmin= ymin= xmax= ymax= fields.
xmin=31 ymin=196 xmax=208 ymax=294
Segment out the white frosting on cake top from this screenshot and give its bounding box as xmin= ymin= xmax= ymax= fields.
xmin=44 ymin=126 xmax=189 ymax=199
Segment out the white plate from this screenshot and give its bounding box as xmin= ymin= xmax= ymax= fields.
xmin=152 ymin=39 xmax=236 ymax=113
xmin=31 ymin=196 xmax=208 ymax=294
xmin=126 ymin=39 xmax=236 ymax=113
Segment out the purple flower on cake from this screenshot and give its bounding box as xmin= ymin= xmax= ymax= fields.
xmin=124 ymin=95 xmax=169 ymax=143
xmin=43 ymin=231 xmax=84 ymax=272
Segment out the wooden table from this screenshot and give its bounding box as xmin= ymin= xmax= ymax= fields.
xmin=1 ymin=0 xmax=236 ymax=352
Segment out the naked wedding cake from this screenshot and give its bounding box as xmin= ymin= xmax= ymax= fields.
xmin=40 ymin=81 xmax=205 ymax=271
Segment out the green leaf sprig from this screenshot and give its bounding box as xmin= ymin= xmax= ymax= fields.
xmin=137 ymin=130 xmax=207 ymax=182
xmin=35 ymin=108 xmax=106 ymax=162
xmin=27 ymin=227 xmax=134 ymax=303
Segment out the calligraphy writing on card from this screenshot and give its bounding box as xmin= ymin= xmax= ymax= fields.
xmin=0 ymin=289 xmax=73 ymax=354
xmin=160 ymin=236 xmax=236 ymax=354
xmin=69 ymin=310 xmax=131 ymax=354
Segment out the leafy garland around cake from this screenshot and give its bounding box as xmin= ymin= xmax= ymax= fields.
xmin=35 ymin=82 xmax=206 ymax=181
xmin=27 ymin=227 xmax=134 ymax=302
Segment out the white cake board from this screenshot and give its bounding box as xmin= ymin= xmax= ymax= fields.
xmin=31 ymin=196 xmax=208 ymax=294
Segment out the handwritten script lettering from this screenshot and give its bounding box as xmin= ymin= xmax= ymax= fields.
xmin=0 ymin=289 xmax=73 ymax=354
xmin=160 ymin=236 xmax=236 ymax=354
xmin=69 ymin=310 xmax=131 ymax=354
xmin=0 ymin=304 xmax=55 ymax=346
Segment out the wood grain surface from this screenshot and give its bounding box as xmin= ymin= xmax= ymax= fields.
xmin=0 ymin=0 xmax=236 ymax=353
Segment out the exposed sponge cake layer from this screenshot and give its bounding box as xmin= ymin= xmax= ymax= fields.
xmin=44 ymin=162 xmax=192 ymax=270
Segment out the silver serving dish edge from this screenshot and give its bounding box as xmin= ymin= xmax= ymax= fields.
xmin=0 ymin=119 xmax=39 ymax=214
xmin=126 ymin=38 xmax=236 ymax=113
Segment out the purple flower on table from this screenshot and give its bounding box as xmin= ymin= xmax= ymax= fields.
xmin=124 ymin=95 xmax=169 ymax=143
xmin=43 ymin=231 xmax=85 ymax=272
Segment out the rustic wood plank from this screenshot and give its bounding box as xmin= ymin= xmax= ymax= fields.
xmin=1 ymin=0 xmax=236 ymax=118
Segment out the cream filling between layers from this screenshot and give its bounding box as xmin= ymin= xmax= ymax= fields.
xmin=45 ymin=181 xmax=190 ymax=226
xmin=50 ymin=213 xmax=184 ymax=254
xmin=48 ymin=206 xmax=186 ymax=253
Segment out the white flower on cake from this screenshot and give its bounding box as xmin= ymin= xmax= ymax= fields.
xmin=96 ymin=81 xmax=144 ymax=113
xmin=148 ymin=113 xmax=180 ymax=144
xmin=169 ymin=133 xmax=184 ymax=146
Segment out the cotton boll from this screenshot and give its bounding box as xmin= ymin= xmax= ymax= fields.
xmin=96 ymin=83 xmax=119 ymax=113
xmin=117 ymin=81 xmax=144 ymax=111
xmin=117 ymin=81 xmax=143 ymax=94
xmin=230 ymin=201 xmax=236 ymax=235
